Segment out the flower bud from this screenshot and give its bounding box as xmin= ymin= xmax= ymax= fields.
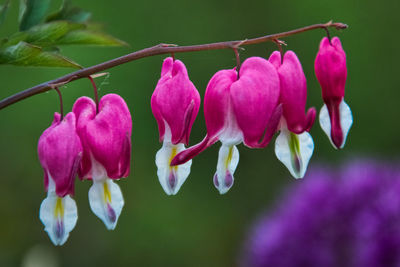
xmin=38 ymin=112 xmax=82 ymax=246
xmin=73 ymin=93 xmax=132 ymax=230
xmin=315 ymin=37 xmax=353 ymax=149
xmin=172 ymin=57 xmax=282 ymax=194
xmin=151 ymin=57 xmax=200 ymax=195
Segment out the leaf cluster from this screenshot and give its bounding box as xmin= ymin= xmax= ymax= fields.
xmin=0 ymin=0 xmax=127 ymax=68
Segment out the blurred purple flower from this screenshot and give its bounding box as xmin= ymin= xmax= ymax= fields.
xmin=241 ymin=160 xmax=400 ymax=267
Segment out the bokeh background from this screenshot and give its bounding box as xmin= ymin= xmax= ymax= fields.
xmin=0 ymin=0 xmax=399 ymax=266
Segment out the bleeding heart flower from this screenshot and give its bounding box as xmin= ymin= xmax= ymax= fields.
xmin=73 ymin=93 xmax=132 ymax=230
xmin=151 ymin=57 xmax=200 ymax=195
xmin=269 ymin=50 xmax=316 ymax=179
xmin=315 ymin=37 xmax=353 ymax=149
xmin=171 ymin=57 xmax=282 ymax=194
xmin=38 ymin=112 xmax=82 ymax=246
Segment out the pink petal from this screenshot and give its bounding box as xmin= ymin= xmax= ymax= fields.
xmin=38 ymin=112 xmax=82 ymax=197
xmin=326 ymin=99 xmax=344 ymax=148
xmin=150 ymin=88 xmax=165 ymax=143
xmin=315 ymin=37 xmax=347 ymax=102
xmin=315 ymin=36 xmax=349 ymax=149
xmin=256 ymin=103 xmax=283 ymax=148
xmin=151 ymin=57 xmax=200 ymax=145
xmin=203 ymin=69 xmax=238 ymax=140
xmin=73 ymin=94 xmax=132 ymax=179
xmin=231 ymin=57 xmax=280 ymax=147
xmin=71 ymin=96 xmax=96 ymax=179
xmin=170 ymin=135 xmax=218 ymax=166
xmin=269 ymin=51 xmax=314 ymax=134
xmin=304 ymin=107 xmax=317 ymax=132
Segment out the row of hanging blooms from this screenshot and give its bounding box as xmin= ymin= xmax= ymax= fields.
xmin=38 ymin=35 xmax=352 ymax=245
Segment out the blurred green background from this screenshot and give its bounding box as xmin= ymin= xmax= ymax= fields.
xmin=0 ymin=0 xmax=399 ymax=266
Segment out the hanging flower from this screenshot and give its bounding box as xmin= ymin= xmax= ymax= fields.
xmin=151 ymin=57 xmax=201 ymax=195
xmin=315 ymin=36 xmax=353 ymax=149
xmin=38 ymin=112 xmax=82 ymax=246
xmin=269 ymin=51 xmax=316 ymax=178
xmin=73 ymin=93 xmax=132 ymax=230
xmin=171 ymin=57 xmax=282 ymax=194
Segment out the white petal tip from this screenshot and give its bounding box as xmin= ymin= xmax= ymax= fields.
xmin=319 ymin=100 xmax=353 ymax=149
xmin=214 ymin=145 xmax=239 ymax=195
xmin=155 ymin=143 xmax=192 ymax=196
xmin=39 ymin=195 xmax=77 ymax=246
xmin=89 ymin=179 xmax=124 ymax=230
xmin=213 ymin=173 xmax=234 ymax=194
xmin=275 ymin=129 xmax=314 ymax=179
xmin=160 ymin=171 xmax=181 ymax=196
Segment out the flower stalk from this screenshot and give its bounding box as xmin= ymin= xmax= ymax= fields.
xmin=53 ymin=87 xmax=63 ymax=120
xmin=87 ymin=76 xmax=99 ymax=113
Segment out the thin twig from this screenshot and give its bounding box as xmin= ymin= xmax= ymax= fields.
xmin=87 ymin=76 xmax=99 ymax=113
xmin=233 ymin=48 xmax=241 ymax=75
xmin=0 ymin=21 xmax=347 ymax=110
xmin=53 ymin=87 xmax=63 ymax=120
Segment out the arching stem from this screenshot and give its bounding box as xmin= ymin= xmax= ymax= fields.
xmin=0 ymin=21 xmax=347 ymax=110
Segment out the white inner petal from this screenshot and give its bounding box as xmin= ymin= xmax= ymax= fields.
xmin=339 ymin=100 xmax=353 ymax=148
xmin=319 ymin=100 xmax=353 ymax=149
xmin=155 ymin=140 xmax=192 ymax=195
xmin=91 ymin=157 xmax=108 ymax=182
xmin=88 ymin=178 xmax=124 ymax=230
xmin=213 ymin=144 xmax=239 ymax=194
xmin=39 ymin=176 xmax=77 ymax=246
xmin=274 ymin=125 xmax=314 ymax=179
xmin=218 ymin=108 xmax=243 ymax=146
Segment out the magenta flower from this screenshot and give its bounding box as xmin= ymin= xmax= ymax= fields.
xmin=38 ymin=112 xmax=82 ymax=246
xmin=172 ymin=57 xmax=282 ymax=194
xmin=73 ymin=94 xmax=132 ymax=230
xmin=151 ymin=57 xmax=200 ymax=195
xmin=269 ymin=51 xmax=316 ymax=178
xmin=315 ymin=37 xmax=353 ymax=149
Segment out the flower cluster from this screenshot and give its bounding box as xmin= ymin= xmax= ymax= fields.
xmin=38 ymin=93 xmax=131 ymax=245
xmin=152 ymin=36 xmax=353 ymax=195
xmin=37 ymin=35 xmax=352 ymax=245
xmin=241 ymin=159 xmax=400 ymax=267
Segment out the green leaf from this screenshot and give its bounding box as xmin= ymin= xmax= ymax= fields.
xmin=42 ymin=46 xmax=60 ymax=52
xmin=19 ymin=0 xmax=51 ymax=31
xmin=57 ymin=30 xmax=127 ymax=46
xmin=1 ymin=32 xmax=28 ymax=47
xmin=4 ymin=21 xmax=85 ymax=47
xmin=46 ymin=0 xmax=91 ymax=23
xmin=26 ymin=21 xmax=84 ymax=46
xmin=0 ymin=41 xmax=81 ymax=68
xmin=0 ymin=0 xmax=10 ymax=27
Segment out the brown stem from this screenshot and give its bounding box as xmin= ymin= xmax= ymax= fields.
xmin=0 ymin=21 xmax=347 ymax=110
xmin=273 ymin=39 xmax=286 ymax=63
xmin=233 ymin=48 xmax=241 ymax=77
xmin=324 ymin=27 xmax=332 ymax=44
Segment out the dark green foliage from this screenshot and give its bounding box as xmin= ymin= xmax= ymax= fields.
xmin=19 ymin=0 xmax=51 ymax=31
xmin=56 ymin=29 xmax=127 ymax=46
xmin=0 ymin=0 xmax=9 ymax=27
xmin=46 ymin=0 xmax=91 ymax=23
xmin=0 ymin=41 xmax=81 ymax=68
xmin=0 ymin=0 xmax=126 ymax=68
